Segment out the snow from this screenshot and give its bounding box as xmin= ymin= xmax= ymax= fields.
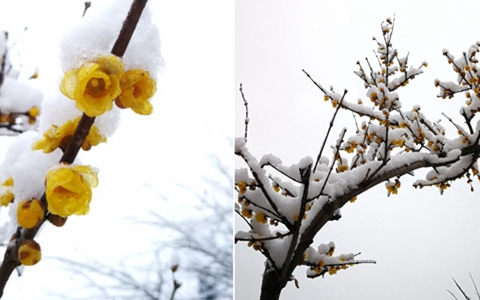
xmin=0 ymin=77 xmax=42 ymax=113
xmin=59 ymin=0 xmax=163 ymax=77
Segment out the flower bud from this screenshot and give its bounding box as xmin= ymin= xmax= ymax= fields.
xmin=48 ymin=213 xmax=67 ymax=227
xmin=17 ymin=199 xmax=45 ymax=229
xmin=18 ymin=240 xmax=41 ymax=266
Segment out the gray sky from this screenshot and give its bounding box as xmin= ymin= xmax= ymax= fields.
xmin=236 ymin=1 xmax=480 ymax=299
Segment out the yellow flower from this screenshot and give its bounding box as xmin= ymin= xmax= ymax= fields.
xmin=327 ymin=247 xmax=335 ymax=256
xmin=18 ymin=239 xmax=41 ymax=266
xmin=116 ymin=69 xmax=156 ymax=115
xmin=0 ymin=177 xmax=14 ymax=207
xmin=255 ymin=212 xmax=267 ymax=224
xmin=61 ymin=55 xmax=124 ymax=117
xmin=337 ymin=164 xmax=349 ymax=173
xmin=241 ymin=208 xmax=252 ymax=218
xmin=328 ymin=267 xmax=337 ymax=275
xmin=45 ymin=164 xmax=98 ymax=217
xmin=33 ymin=117 xmax=106 ymax=153
xmin=0 ymin=114 xmax=8 ymax=123
xmin=17 ymin=199 xmax=45 ymax=229
xmin=29 ymin=106 xmax=39 ymax=118
xmin=237 ymin=181 xmax=247 ymax=194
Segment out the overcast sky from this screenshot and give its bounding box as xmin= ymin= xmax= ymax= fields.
xmin=0 ymin=0 xmax=233 ymax=298
xmin=236 ymin=1 xmax=480 ymax=299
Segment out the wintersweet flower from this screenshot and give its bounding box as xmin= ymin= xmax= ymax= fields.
xmin=18 ymin=239 xmax=41 ymax=266
xmin=33 ymin=117 xmax=106 ymax=153
xmin=61 ymin=55 xmax=124 ymax=117
xmin=0 ymin=177 xmax=14 ymax=207
xmin=116 ymin=69 xmax=156 ymax=115
xmin=17 ymin=199 xmax=45 ymax=229
xmin=29 ymin=106 xmax=39 ymax=118
xmin=45 ymin=164 xmax=98 ymax=217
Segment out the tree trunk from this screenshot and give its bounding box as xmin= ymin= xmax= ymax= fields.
xmin=259 ymin=263 xmax=288 ymax=300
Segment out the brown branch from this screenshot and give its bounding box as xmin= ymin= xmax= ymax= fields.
xmin=111 ymin=0 xmax=147 ymax=58
xmin=0 ymin=0 xmax=149 ymax=297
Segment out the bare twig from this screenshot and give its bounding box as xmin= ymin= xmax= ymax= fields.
xmin=302 ymin=69 xmax=348 ymax=172
xmin=453 ymin=278 xmax=472 ymax=300
xmin=82 ymin=1 xmax=91 ymax=17
xmin=469 ymin=273 xmax=480 ymax=300
xmin=239 ymin=83 xmax=250 ymax=142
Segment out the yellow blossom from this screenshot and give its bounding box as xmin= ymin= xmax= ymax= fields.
xmin=18 ymin=239 xmax=42 ymax=266
xmin=241 ymin=208 xmax=252 ymax=218
xmin=29 ymin=106 xmax=39 ymax=118
xmin=45 ymin=164 xmax=98 ymax=217
xmin=273 ymin=183 xmax=280 ymax=193
xmin=255 ymin=212 xmax=267 ymax=224
xmin=61 ymin=55 xmax=124 ymax=117
xmin=0 ymin=177 xmax=14 ymax=207
xmin=0 ymin=114 xmax=8 ymax=123
xmin=327 ymin=247 xmax=335 ymax=256
xmin=305 ymin=202 xmax=311 ymax=211
xmin=116 ymin=69 xmax=156 ymax=115
xmin=33 ymin=117 xmax=106 ymax=153
xmin=328 ymin=267 xmax=337 ymax=275
xmin=472 ymin=167 xmax=479 ymax=176
xmin=17 ymin=199 xmax=45 ymax=229
xmin=237 ymin=181 xmax=247 ymax=194
xmin=386 ymin=183 xmax=398 ymax=195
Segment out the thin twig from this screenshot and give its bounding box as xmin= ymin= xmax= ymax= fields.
xmin=447 ymin=289 xmax=460 ymax=300
xmin=82 ymin=2 xmax=91 ymax=17
xmin=239 ymin=83 xmax=249 ymax=142
xmin=318 ymin=128 xmax=347 ymax=198
xmin=302 ymin=69 xmax=348 ymax=172
xmin=453 ymin=277 xmax=472 ymax=300
xmin=470 ymin=273 xmax=480 ymax=300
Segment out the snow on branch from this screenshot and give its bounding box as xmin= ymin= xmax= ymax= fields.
xmin=236 ymin=16 xmax=480 ymax=299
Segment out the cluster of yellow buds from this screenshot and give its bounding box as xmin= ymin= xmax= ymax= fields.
xmin=386 ymin=179 xmax=401 ymax=196
xmin=0 ymin=177 xmax=14 ymax=207
xmin=303 ymin=243 xmax=361 ymax=278
xmin=61 ymin=55 xmax=156 ymax=117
